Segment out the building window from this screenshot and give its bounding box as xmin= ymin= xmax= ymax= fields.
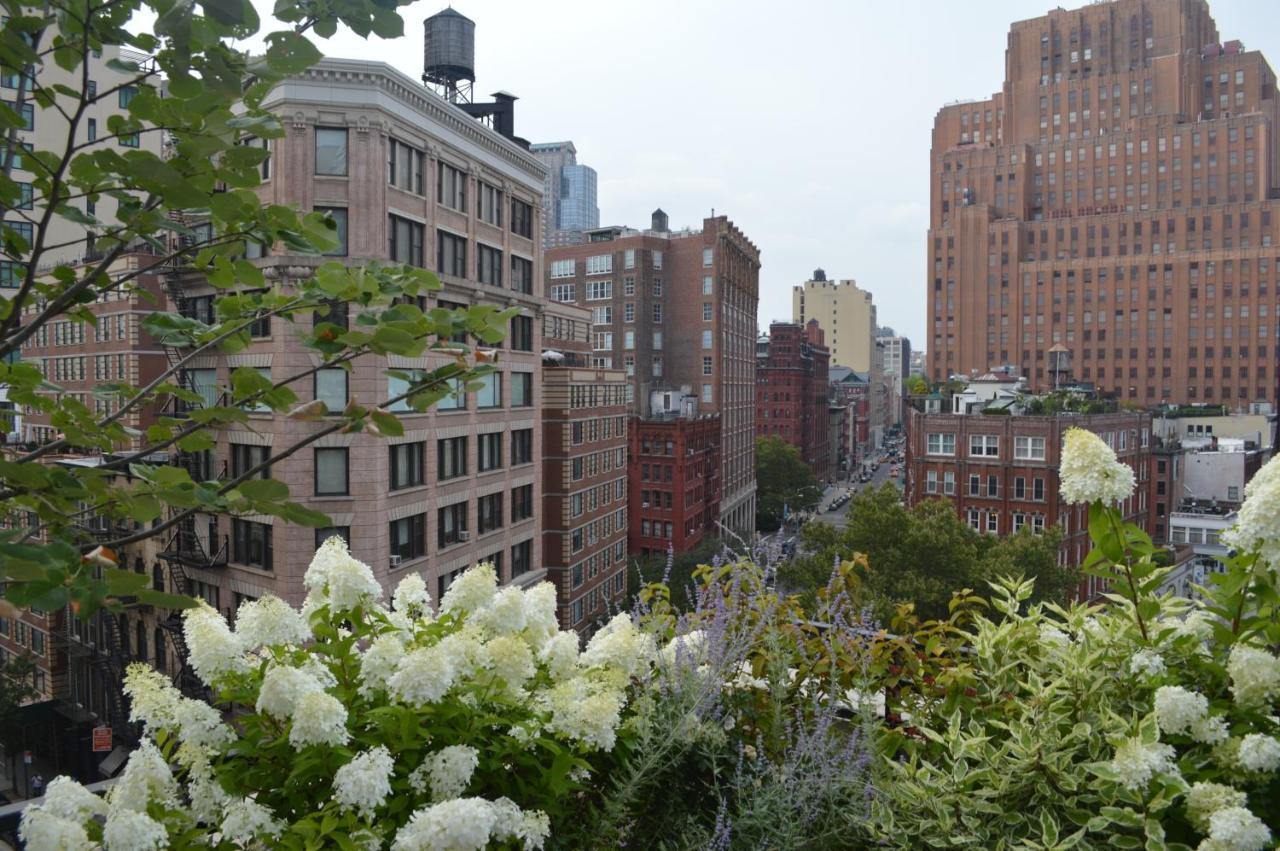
xmin=986 ymin=512 xmax=998 ymax=534
xmin=702 ymin=356 xmax=713 ymax=376
xmin=624 ymin=248 xmax=635 ymax=269
xmin=926 ymin=470 xmax=938 ymax=493
xmin=593 ymin=332 xmax=613 ymax=351
xmin=652 ymin=278 xmax=663 ymax=297
xmin=438 ymin=436 xmax=467 ymax=481
xmin=390 ymin=441 xmax=425 ymax=490
xmin=652 ymin=356 xmax=663 ymax=377
xmin=586 ymin=254 xmax=613 ymax=275
xmin=230 ymin=443 xmax=269 ymax=480
xmin=1033 ymin=478 xmax=1045 ymax=500
xmin=701 ymin=383 xmax=712 ymax=403
xmin=623 ymin=277 xmax=635 ymax=296
xmin=512 ymin=484 xmax=533 ymax=521
xmin=592 ymin=306 xmax=612 ymax=326
xmin=478 ymin=493 xmax=504 ymax=534
xmin=2 ymin=100 xmax=33 ymax=131
xmin=478 ymin=244 xmax=503 ymax=286
xmin=511 ymin=199 xmax=533 ymax=238
xmin=388 ymin=215 xmax=424 ymax=266
xmin=968 ymin=474 xmax=980 ymax=496
xmin=969 ymin=435 xmax=999 ymax=456
xmin=512 ymin=429 xmax=533 ymax=465
xmin=624 ymin=330 xmax=635 ymax=350
xmin=86 ymin=117 xmax=96 ymax=141
xmin=926 ymin=433 xmax=956 ymax=455
xmin=703 ymin=303 xmax=713 ymax=321
xmin=232 ymin=519 xmax=273 ymax=570
xmin=652 ymin=250 xmax=663 ymax=269
xmin=653 ymin=331 xmax=663 ymax=350
xmin=586 ymin=280 xmax=613 ymax=300
xmin=437 ymin=230 xmax=467 ymax=278
xmin=511 ymin=315 xmax=533 ymax=351
xmin=388 ymin=138 xmax=424 ymax=194
xmin=315 ymin=127 xmax=348 ymax=176
xmin=438 ymin=501 xmax=468 ymax=549
xmin=478 ymin=432 xmax=503 ymax=472
xmin=389 ymin=514 xmax=426 ymax=562
xmin=438 ymin=161 xmax=466 ymax=210
xmin=511 ymin=540 xmax=532 ymax=577
xmin=550 ymin=259 xmax=575 ymax=279
xmin=315 ymin=206 xmax=348 ymax=256
xmin=701 ymin=330 xmax=712 ymax=349
xmin=314 ymin=368 xmax=348 ymax=411
xmin=702 ymin=247 xmax=713 ymax=267
xmin=476 ymin=372 xmax=501 ymax=408
xmin=1014 ymin=436 xmax=1046 ymax=460
xmin=314 ymin=526 xmax=351 ymax=550
xmin=477 ymin=182 xmax=503 ymax=226
xmin=510 ymin=256 xmax=533 ymax=294
xmin=943 ymin=472 xmax=955 ymax=495
xmin=702 ymin=275 xmax=713 ymax=295
xmin=314 ymin=448 xmax=349 ymax=495
xmin=550 ymin=284 xmax=575 ymax=303
xmin=652 ymin=303 xmax=663 ymax=323
xmin=511 ymin=372 xmax=532 ymax=407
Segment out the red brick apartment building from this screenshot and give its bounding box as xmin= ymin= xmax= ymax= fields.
xmin=628 ymin=411 xmax=721 ymax=558
xmin=905 ymin=405 xmax=1152 ymax=598
xmin=541 ymin=301 xmax=630 ymax=633
xmin=545 ymin=209 xmax=760 ymax=545
xmin=929 ymin=0 xmax=1280 ymax=408
xmin=756 ymin=320 xmax=832 ymax=480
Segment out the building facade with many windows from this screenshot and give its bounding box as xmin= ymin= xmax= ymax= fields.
xmin=929 ymin=0 xmax=1280 ymax=407
xmin=528 ymin=141 xmax=599 ymax=249
xmin=756 ymin=320 xmax=832 ymax=480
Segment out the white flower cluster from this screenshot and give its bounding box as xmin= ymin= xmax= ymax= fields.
xmin=415 ymin=745 xmax=480 ymax=801
xmin=1153 ymin=685 xmax=1208 ymax=736
xmin=1237 ymin=734 xmax=1280 ymax=774
xmin=1128 ymin=649 xmax=1166 ymax=678
xmin=221 ymin=797 xmax=285 ymax=845
xmin=1226 ymin=644 xmax=1280 ymax=709
xmin=1221 ymin=454 xmax=1280 ymax=568
xmin=235 ymin=594 xmax=310 ymax=649
xmin=393 ymin=571 xmax=433 ymax=617
xmin=305 ymin=535 xmax=383 ymax=612
xmin=102 ymin=809 xmax=169 ymax=851
xmin=1059 ymin=427 xmax=1136 ymax=505
xmin=1199 ymin=806 xmax=1272 ymax=851
xmin=183 ymin=602 xmax=247 ymax=686
xmin=391 ymin=797 xmax=549 ymax=851
xmin=1109 ymin=737 xmax=1176 ymax=790
xmin=254 ymin=662 xmax=349 ymax=750
xmin=580 ymin=613 xmax=657 ymax=680
xmin=333 ymin=746 xmax=396 ymax=818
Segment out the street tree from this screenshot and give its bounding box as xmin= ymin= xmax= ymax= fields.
xmin=755 ymin=435 xmax=822 ymax=533
xmin=0 ymin=0 xmax=506 ymax=618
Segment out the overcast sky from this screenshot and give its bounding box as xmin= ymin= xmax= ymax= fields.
xmin=284 ymin=0 xmax=1278 ymax=348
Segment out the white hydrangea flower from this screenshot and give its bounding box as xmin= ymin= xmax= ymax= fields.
xmin=393 ymin=572 xmax=432 ymax=617
xmin=1201 ymin=805 xmax=1272 ymax=851
xmin=18 ymin=809 xmax=89 ymax=850
xmin=288 ymin=690 xmax=350 ymax=750
xmin=1221 ymin=454 xmax=1280 ymax=568
xmin=187 ymin=763 xmax=231 ymax=824
xmin=1059 ymin=427 xmax=1136 ymax=505
xmin=1038 ymin=622 xmax=1071 ymax=647
xmin=490 ymin=797 xmax=551 ymax=851
xmin=109 ymin=741 xmax=177 ymax=814
xmin=425 ymin=745 xmax=480 ymax=801
xmin=256 ymin=664 xmax=324 ymax=720
xmin=660 ymin=630 xmax=707 ymax=667
xmin=389 ymin=647 xmax=457 ymax=705
xmin=472 ymin=587 xmax=527 ymax=636
xmin=538 ymin=632 xmax=580 ymax=681
xmin=1128 ymin=649 xmax=1166 ymax=678
xmin=440 ymin=563 xmax=498 ymax=616
xmin=300 ymin=655 xmax=339 ymax=690
xmin=1190 ymin=714 xmax=1230 ymax=745
xmin=333 ymin=746 xmax=396 ymax=819
xmin=436 ymin=629 xmax=492 ymax=680
xmin=102 ymin=809 xmax=169 ymax=851
xmin=540 ymin=676 xmax=625 ymax=751
xmin=235 ymin=595 xmax=310 ymax=649
xmin=1185 ymin=781 xmax=1248 ymax=832
xmin=580 ymin=613 xmax=657 ymax=680
xmin=173 ymin=695 xmax=235 ymax=751
xmin=305 ymin=535 xmax=383 ymax=612
xmin=486 ymin=635 xmax=535 ymax=693
xmin=1226 ymin=644 xmax=1280 ymax=709
xmin=359 ymin=633 xmax=406 ymax=697
xmin=124 ymin=664 xmax=183 ymax=733
xmin=1154 ymin=685 xmax=1209 ymax=736
xmin=39 ymin=776 xmax=106 ymax=822
xmin=521 ymin=583 xmax=559 ymax=649
xmin=1237 ymin=734 xmax=1280 ymax=773
xmin=221 ymin=798 xmax=285 ymax=846
xmin=392 ymin=797 xmax=499 ymax=851
xmin=183 ymin=603 xmax=246 ymax=686
xmin=1110 ymin=738 xmax=1177 ymax=790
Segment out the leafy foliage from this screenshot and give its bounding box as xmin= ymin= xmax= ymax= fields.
xmin=755 ymin=435 xmax=822 ymax=532
xmin=0 ymin=0 xmax=508 ymax=618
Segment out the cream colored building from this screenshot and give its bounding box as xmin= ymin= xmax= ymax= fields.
xmin=791 ymin=274 xmax=877 ymax=374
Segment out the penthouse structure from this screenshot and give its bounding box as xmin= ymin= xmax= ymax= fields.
xmin=929 ymin=0 xmax=1280 ymax=408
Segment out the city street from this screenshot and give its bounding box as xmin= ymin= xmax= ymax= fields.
xmin=815 ymin=453 xmax=902 ymax=530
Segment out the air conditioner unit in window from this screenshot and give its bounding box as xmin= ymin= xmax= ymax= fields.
xmin=642 ymin=502 xmax=650 ymax=508
xmin=389 ymin=555 xmax=403 ymax=568
xmin=458 ymin=531 xmax=471 ymax=542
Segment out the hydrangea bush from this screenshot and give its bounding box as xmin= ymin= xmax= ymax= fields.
xmin=20 ymin=539 xmax=652 ymax=850
xmin=875 ymin=428 xmax=1280 ymax=850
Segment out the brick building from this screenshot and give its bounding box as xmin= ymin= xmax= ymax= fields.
xmin=905 ymin=403 xmax=1152 ymax=598
xmin=756 ymin=320 xmax=832 ymax=480
xmin=540 ymin=301 xmax=629 ymax=633
xmin=163 ymin=57 xmax=547 ymax=613
xmin=628 ymin=405 xmax=721 ymax=558
xmin=545 ymin=209 xmax=760 ymax=541
xmin=929 ymin=0 xmax=1280 ymax=408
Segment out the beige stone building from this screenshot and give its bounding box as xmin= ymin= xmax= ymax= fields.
xmin=792 ymin=274 xmax=878 ymax=373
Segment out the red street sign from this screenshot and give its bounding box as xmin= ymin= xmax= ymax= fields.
xmin=92 ymin=727 xmax=112 ymax=752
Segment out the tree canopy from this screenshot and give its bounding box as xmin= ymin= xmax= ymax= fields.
xmin=780 ymin=483 xmax=1076 ymax=621
xmin=755 ymin=436 xmax=822 ymax=532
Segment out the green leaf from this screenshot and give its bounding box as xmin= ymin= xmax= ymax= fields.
xmin=237 ymin=478 xmax=289 ymax=501
xmin=263 ymin=31 xmax=323 ymax=75
xmin=133 ymin=589 xmax=199 ymax=609
xmin=370 ymin=409 xmax=403 ymax=437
